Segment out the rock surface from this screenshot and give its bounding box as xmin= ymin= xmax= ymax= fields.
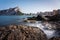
xmin=37 ymin=9 xmax=60 ymax=21
xmin=49 ymin=37 xmax=60 ymax=40
xmin=0 ymin=25 xmax=47 ymax=40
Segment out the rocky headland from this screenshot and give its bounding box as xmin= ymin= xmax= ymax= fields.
xmin=27 ymin=9 xmax=60 ymax=21
xmin=25 ymin=9 xmax=60 ymax=40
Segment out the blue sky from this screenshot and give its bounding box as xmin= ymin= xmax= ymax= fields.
xmin=0 ymin=0 xmax=60 ymax=13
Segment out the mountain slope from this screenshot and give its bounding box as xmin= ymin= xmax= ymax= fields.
xmin=0 ymin=7 xmax=23 ymax=15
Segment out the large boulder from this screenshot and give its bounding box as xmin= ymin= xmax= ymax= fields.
xmin=0 ymin=25 xmax=47 ymax=40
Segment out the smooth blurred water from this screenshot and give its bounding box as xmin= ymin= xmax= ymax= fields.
xmin=0 ymin=15 xmax=60 ymax=39
xmin=0 ymin=15 xmax=33 ymax=26
xmin=24 ymin=21 xmax=60 ymax=39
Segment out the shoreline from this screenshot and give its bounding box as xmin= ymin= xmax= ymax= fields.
xmin=0 ymin=25 xmax=47 ymax=40
xmin=0 ymin=24 xmax=60 ymax=40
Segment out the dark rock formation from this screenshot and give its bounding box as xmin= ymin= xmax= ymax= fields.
xmin=27 ymin=16 xmax=36 ymax=20
xmin=37 ymin=11 xmax=60 ymax=21
xmin=0 ymin=7 xmax=23 ymax=15
xmin=0 ymin=25 xmax=47 ymax=40
xmin=45 ymin=14 xmax=60 ymax=21
xmin=27 ymin=15 xmax=44 ymax=21
xmin=49 ymin=37 xmax=60 ymax=40
xmin=36 ymin=15 xmax=44 ymax=21
xmin=36 ymin=9 xmax=60 ymax=21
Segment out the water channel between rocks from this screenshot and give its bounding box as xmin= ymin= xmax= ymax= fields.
xmin=24 ymin=21 xmax=60 ymax=39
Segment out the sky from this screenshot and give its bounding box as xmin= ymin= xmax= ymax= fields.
xmin=0 ymin=0 xmax=60 ymax=13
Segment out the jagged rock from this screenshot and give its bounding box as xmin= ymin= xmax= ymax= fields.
xmin=36 ymin=15 xmax=44 ymax=21
xmin=45 ymin=14 xmax=60 ymax=21
xmin=36 ymin=9 xmax=60 ymax=21
xmin=0 ymin=25 xmax=47 ymax=40
xmin=27 ymin=15 xmax=44 ymax=21
xmin=49 ymin=37 xmax=60 ymax=40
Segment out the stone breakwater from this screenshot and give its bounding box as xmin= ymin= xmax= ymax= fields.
xmin=0 ymin=25 xmax=47 ymax=40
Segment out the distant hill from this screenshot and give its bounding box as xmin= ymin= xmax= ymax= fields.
xmin=0 ymin=7 xmax=24 ymax=15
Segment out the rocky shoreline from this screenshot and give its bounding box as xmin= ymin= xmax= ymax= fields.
xmin=0 ymin=24 xmax=60 ymax=40
xmin=0 ymin=25 xmax=47 ymax=40
xmin=23 ymin=19 xmax=60 ymax=40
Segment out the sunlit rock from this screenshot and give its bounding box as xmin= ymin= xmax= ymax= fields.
xmin=0 ymin=25 xmax=47 ymax=40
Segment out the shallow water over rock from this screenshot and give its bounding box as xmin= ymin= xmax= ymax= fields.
xmin=24 ymin=21 xmax=60 ymax=39
xmin=0 ymin=16 xmax=60 ymax=39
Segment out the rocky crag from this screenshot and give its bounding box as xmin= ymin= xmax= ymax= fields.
xmin=28 ymin=9 xmax=60 ymax=21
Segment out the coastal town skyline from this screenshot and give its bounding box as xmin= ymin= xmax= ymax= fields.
xmin=0 ymin=0 xmax=60 ymax=13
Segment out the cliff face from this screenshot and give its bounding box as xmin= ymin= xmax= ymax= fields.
xmin=0 ymin=7 xmax=23 ymax=15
